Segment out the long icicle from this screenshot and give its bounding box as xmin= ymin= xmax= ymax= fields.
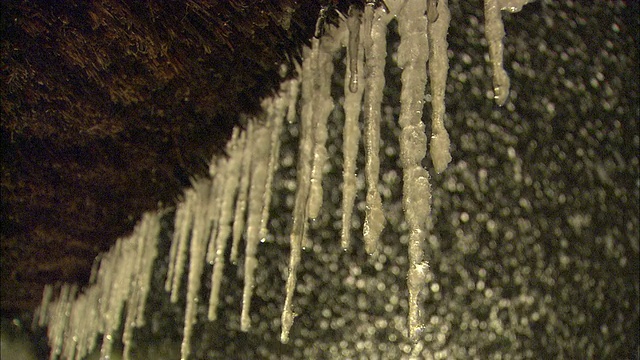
xmin=231 ymin=121 xmax=254 ymax=263
xmin=165 ymin=196 xmax=185 ymax=292
xmin=281 ymin=41 xmax=319 ymax=344
xmin=123 ymin=214 xmax=160 ymax=360
xmin=241 ymin=121 xmax=273 ymax=331
xmin=428 ymin=0 xmax=452 ymax=174
xmin=306 ymin=36 xmax=339 ymax=220
xmin=181 ymin=179 xmax=213 ymax=360
xmin=341 ymin=6 xmax=365 ymax=250
xmin=208 ymin=129 xmax=243 ymax=321
xmin=397 ymin=0 xmax=432 ymax=341
xmin=259 ymin=90 xmax=289 ymax=241
xmin=346 ymin=5 xmax=363 ymax=94
xmin=135 ymin=213 xmax=161 ymax=328
xmin=122 ymin=220 xmax=148 ymax=360
xmin=361 ymin=5 xmax=392 ymax=255
xmin=205 ymin=160 xmax=225 ymax=265
xmin=100 ymin=239 xmax=133 ymax=360
xmin=170 ymin=190 xmax=196 ymax=303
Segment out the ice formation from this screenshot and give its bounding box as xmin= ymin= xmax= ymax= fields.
xmin=37 ymin=1 xmax=534 ymax=358
xmin=341 ymin=5 xmax=366 ymax=249
xmin=397 ymin=0 xmax=432 ymax=340
xmin=361 ymin=4 xmax=392 ymax=255
xmin=37 ymin=213 xmax=160 ymax=360
xmin=208 ymin=129 xmax=242 ymax=321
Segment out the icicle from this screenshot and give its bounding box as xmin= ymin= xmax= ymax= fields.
xmin=259 ymin=93 xmax=288 ymax=240
xmin=96 ymin=241 xmax=117 ymax=326
xmin=171 ymin=189 xmax=196 ymax=303
xmin=341 ymin=9 xmax=366 ymax=250
xmin=397 ymin=0 xmax=432 ymax=341
xmin=208 ymin=129 xmax=243 ymax=321
xmin=122 ymin=223 xmax=146 ymax=360
xmin=122 ymin=213 xmax=160 ymax=360
xmin=361 ymin=6 xmax=392 ymax=255
xmin=346 ymin=5 xmax=362 ymax=93
xmin=428 ymin=0 xmax=452 ymax=174
xmin=135 ymin=214 xmax=161 ymax=327
xmin=240 ymin=122 xmax=272 ymax=331
xmin=48 ymin=284 xmax=76 ymax=360
xmin=231 ymin=121 xmax=254 ymax=263
xmin=205 ymin=160 xmax=224 ymax=264
xmin=281 ymin=43 xmax=317 ymax=344
xmin=307 ymin=35 xmax=338 ymax=220
xmin=100 ymin=237 xmax=137 ymax=360
xmin=165 ymin=201 xmax=184 ymax=292
xmin=484 ymin=0 xmax=510 ymax=106
xmin=362 ymin=2 xmax=374 ymax=52
xmin=38 ymin=284 xmax=53 ymax=327
xmin=66 ymin=287 xmax=99 ymax=360
xmin=180 ymin=180 xmax=212 ymax=360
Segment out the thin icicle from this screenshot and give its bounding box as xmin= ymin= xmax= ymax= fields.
xmin=231 ymin=121 xmax=254 ymax=263
xmin=171 ymin=189 xmax=196 ymax=303
xmin=64 ymin=286 xmax=82 ymax=360
xmin=48 ymin=284 xmax=76 ymax=360
xmin=96 ymin=241 xmax=117 ymax=327
xmin=135 ymin=214 xmax=161 ymax=328
xmin=208 ymin=129 xmax=243 ymax=321
xmin=122 ymin=223 xmax=146 ymax=360
xmin=428 ymin=0 xmax=452 ymax=174
xmin=99 ymin=240 xmax=124 ymax=360
xmin=122 ymin=214 xmax=161 ymax=360
xmin=165 ymin=201 xmax=184 ymax=292
xmin=181 ymin=180 xmax=212 ymax=360
xmin=397 ymin=0 xmax=432 ymax=341
xmin=259 ymin=93 xmax=288 ymax=240
xmin=306 ymin=35 xmax=338 ymax=220
xmin=484 ymin=0 xmax=510 ymax=106
xmin=362 ymin=3 xmax=374 ymax=52
xmin=207 ymin=160 xmax=229 ymax=265
xmin=346 ymin=5 xmax=362 ymax=93
xmin=341 ymin=9 xmax=366 ymax=250
xmin=101 ymin=235 xmax=141 ymax=360
xmin=38 ymin=284 xmax=53 ymax=327
xmin=205 ymin=160 xmax=224 ymax=264
xmin=241 ymin=122 xmax=272 ymax=331
xmin=66 ymin=287 xmax=98 ymax=360
xmin=361 ymin=6 xmax=392 ymax=255
xmin=165 ymin=213 xmax=180 ymax=293
xmin=281 ymin=42 xmax=319 ymax=343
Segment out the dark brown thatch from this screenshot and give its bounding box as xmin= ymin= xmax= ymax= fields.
xmin=0 ymin=0 xmax=329 ymax=313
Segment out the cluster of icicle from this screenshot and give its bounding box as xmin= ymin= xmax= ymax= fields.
xmin=36 ymin=0 xmax=533 ymax=359
xmin=34 ymin=213 xmax=161 ymax=360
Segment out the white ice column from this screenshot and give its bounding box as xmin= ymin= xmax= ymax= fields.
xmin=341 ymin=7 xmax=366 ymax=250
xmin=397 ymin=0 xmax=433 ymax=341
xmin=361 ymin=6 xmax=393 ymax=255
